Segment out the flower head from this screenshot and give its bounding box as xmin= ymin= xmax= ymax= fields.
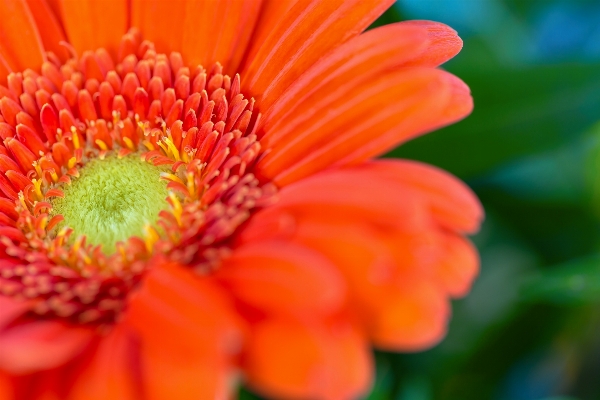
xmin=0 ymin=1 xmax=483 ymax=399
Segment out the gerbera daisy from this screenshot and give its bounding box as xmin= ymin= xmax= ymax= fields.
xmin=0 ymin=0 xmax=483 ymax=399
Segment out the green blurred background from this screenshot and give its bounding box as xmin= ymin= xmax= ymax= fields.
xmin=245 ymin=1 xmax=600 ymax=399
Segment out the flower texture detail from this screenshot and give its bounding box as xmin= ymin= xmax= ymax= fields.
xmin=0 ymin=1 xmax=483 ymax=399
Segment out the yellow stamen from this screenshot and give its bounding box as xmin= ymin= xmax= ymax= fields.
xmin=122 ymin=137 xmax=135 ymax=151
xmin=67 ymin=157 xmax=77 ymax=169
xmin=71 ymin=127 xmax=80 ymax=149
xmin=168 ymin=192 xmax=183 ymax=226
xmin=143 ymin=224 xmax=160 ymax=252
xmin=160 ymin=172 xmax=185 ymax=185
xmin=95 ymin=139 xmax=108 ymax=151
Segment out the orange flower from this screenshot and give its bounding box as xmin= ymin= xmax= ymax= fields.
xmin=0 ymin=1 xmax=483 ymax=399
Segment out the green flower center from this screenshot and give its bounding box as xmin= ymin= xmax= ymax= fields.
xmin=52 ymin=154 xmax=169 ymax=254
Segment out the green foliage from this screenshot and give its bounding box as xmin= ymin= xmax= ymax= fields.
xmin=521 ymin=255 xmax=600 ymax=305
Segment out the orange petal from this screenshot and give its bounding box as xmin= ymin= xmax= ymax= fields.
xmin=398 ymin=20 xmax=464 ymax=67
xmin=179 ymin=0 xmax=263 ymax=73
xmin=359 ymin=160 xmax=484 ymax=233
xmin=125 ymin=261 xmax=243 ymax=400
xmin=238 ymin=0 xmax=295 ymax=61
xmin=57 ymin=0 xmax=128 ymax=58
xmin=255 ymin=67 xmax=454 ymax=186
xmin=125 ymin=261 xmax=243 ymax=347
xmin=292 ymin=221 xmax=404 ymax=290
xmin=240 ymin=0 xmax=393 ymax=107
xmin=294 ymin=220 xmax=435 ymax=285
xmin=68 ymin=325 xmax=141 ymax=400
xmin=131 ymin=0 xmax=187 ymax=57
xmin=288 ymin=220 xmax=436 ymax=314
xmin=238 ymin=167 xmax=428 ymax=246
xmin=139 ymin=338 xmax=234 ymax=400
xmin=261 ymin=22 xmax=430 ymax=138
xmin=0 ymin=372 xmax=10 ymax=399
xmin=25 ymin=0 xmax=70 ymax=61
xmin=334 ymin=71 xmax=473 ymax=168
xmin=0 ymin=0 xmax=45 ymax=71
xmin=0 ymin=319 xmax=95 ymax=374
xmin=280 ymin=226 xmax=450 ymax=351
xmin=46 ymin=0 xmax=64 ymax=25
xmin=244 ymin=317 xmax=372 ymax=400
xmin=0 ymin=53 xmax=11 ymax=85
xmin=369 ymin=276 xmax=450 ymax=351
xmin=218 ymin=240 xmax=346 ymax=316
xmin=434 ymin=233 xmax=479 ymax=297
xmin=0 ymin=295 xmax=30 ymax=329
xmin=291 ymin=219 xmax=474 ymax=329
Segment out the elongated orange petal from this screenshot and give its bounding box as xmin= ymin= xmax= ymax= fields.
xmin=46 ymin=0 xmax=64 ymax=25
xmin=125 ymin=262 xmax=243 ymax=400
xmin=238 ymin=168 xmax=428 ymax=246
xmin=218 ymin=240 xmax=346 ymax=316
xmin=256 ymin=67 xmax=452 ymax=186
xmin=369 ymin=276 xmax=450 ymax=351
xmin=0 ymin=372 xmax=9 ymax=399
xmin=358 ymin=160 xmax=483 ymax=234
xmin=131 ymin=0 xmax=187 ymax=56
xmin=398 ymin=20 xmax=464 ymax=67
xmin=303 ymin=227 xmax=459 ymax=351
xmin=293 ymin=216 xmax=476 ymax=308
xmin=68 ymin=325 xmax=141 ymax=400
xmin=57 ymin=0 xmax=128 ymax=58
xmin=140 ymin=336 xmax=233 ymax=400
xmin=335 ymin=72 xmax=473 ymax=167
xmin=0 ymin=53 xmax=11 ymax=85
xmin=252 ymin=223 xmax=450 ymax=352
xmin=180 ymin=0 xmax=263 ymax=74
xmin=245 ymin=317 xmax=372 ymax=400
xmin=292 ymin=220 xmax=413 ymax=292
xmin=261 ymin=23 xmax=430 ymax=139
xmin=0 ymin=0 xmax=45 ymax=71
xmin=240 ymin=0 xmax=295 ymax=61
xmin=25 ymin=0 xmax=69 ymax=61
xmin=434 ymin=233 xmax=479 ymax=297
xmin=0 ymin=319 xmax=94 ymax=374
xmin=239 ymin=0 xmax=393 ymax=106
xmin=0 ymin=296 xmax=30 ymax=329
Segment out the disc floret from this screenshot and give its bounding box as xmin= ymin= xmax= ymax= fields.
xmin=0 ymin=29 xmax=276 ymax=325
xmin=51 ymin=154 xmax=169 ymax=254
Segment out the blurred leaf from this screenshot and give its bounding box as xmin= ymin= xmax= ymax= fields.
xmin=520 ymin=255 xmax=600 ymax=305
xmin=583 ymin=122 xmax=600 ymax=219
xmin=369 ymin=6 xmax=404 ymax=29
xmin=476 ymin=185 xmax=598 ymax=264
xmin=363 ymin=357 xmax=394 ymax=400
xmin=396 ymin=376 xmax=432 ymax=400
xmin=536 ymin=398 xmax=582 ymax=400
xmin=478 ymin=139 xmax=589 ymax=205
xmin=238 ymin=387 xmax=263 ymax=400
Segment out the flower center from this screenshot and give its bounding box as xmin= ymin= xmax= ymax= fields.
xmin=0 ymin=29 xmax=277 ymax=325
xmin=51 ymin=155 xmax=168 ymax=254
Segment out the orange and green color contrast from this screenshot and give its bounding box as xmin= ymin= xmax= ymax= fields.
xmin=0 ymin=0 xmax=483 ymax=399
